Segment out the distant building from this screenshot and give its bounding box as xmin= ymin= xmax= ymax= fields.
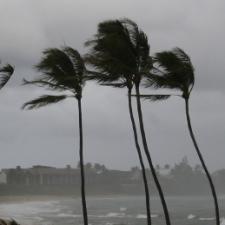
xmin=0 ymin=171 xmax=7 ymax=184
xmin=0 ymin=164 xmax=145 ymax=189
xmin=0 ymin=165 xmax=80 ymax=186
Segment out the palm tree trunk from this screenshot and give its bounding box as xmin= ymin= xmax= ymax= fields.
xmin=185 ymin=98 xmax=220 ymax=225
xmin=78 ymin=98 xmax=88 ymax=225
xmin=135 ymin=84 xmax=171 ymax=225
xmin=128 ymin=88 xmax=151 ymax=225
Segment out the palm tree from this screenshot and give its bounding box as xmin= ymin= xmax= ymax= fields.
xmin=22 ymin=47 xmax=89 ymax=225
xmin=0 ymin=62 xmax=14 ymax=89
xmin=85 ymin=18 xmax=171 ymax=225
xmin=143 ymin=47 xmax=220 ymax=225
xmin=84 ymin=64 xmax=151 ymax=225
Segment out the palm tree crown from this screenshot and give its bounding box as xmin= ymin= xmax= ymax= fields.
xmin=147 ymin=47 xmax=194 ymax=99
xmin=85 ymin=18 xmax=152 ymax=87
xmin=22 ymin=47 xmax=86 ymax=109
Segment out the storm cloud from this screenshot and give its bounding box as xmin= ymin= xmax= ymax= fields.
xmin=0 ymin=0 xmax=224 ymax=171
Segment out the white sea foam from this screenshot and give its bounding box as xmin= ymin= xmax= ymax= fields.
xmin=187 ymin=214 xmax=196 ymax=219
xmin=91 ymin=212 xmax=126 ymax=218
xmin=105 ymin=212 xmax=126 ymax=218
xmin=220 ymin=218 xmax=225 ymax=225
xmin=0 ymin=200 xmax=60 ymax=218
xmin=136 ymin=214 xmax=147 ymax=219
xmin=199 ymin=217 xmax=215 ymax=221
xmin=151 ymin=214 xmax=159 ymax=218
xmin=136 ymin=214 xmax=159 ymax=219
xmin=57 ymin=213 xmax=82 ymax=218
xmin=120 ymin=207 xmax=127 ymax=212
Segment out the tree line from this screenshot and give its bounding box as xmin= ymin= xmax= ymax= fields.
xmin=0 ymin=18 xmax=220 ymax=225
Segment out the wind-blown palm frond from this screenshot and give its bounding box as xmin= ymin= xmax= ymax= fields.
xmin=63 ymin=47 xmax=85 ymax=84
xmin=22 ymin=95 xmax=67 ymax=110
xmin=85 ymin=18 xmax=152 ymax=90
xmin=34 ymin=48 xmax=86 ymax=95
xmin=0 ymin=64 xmax=14 ymax=89
xmin=133 ymin=94 xmax=171 ymax=101
xmin=23 ymin=47 xmax=87 ymax=103
xmin=151 ymin=47 xmax=194 ymax=97
xmin=22 ymin=79 xmax=68 ymax=92
xmin=100 ymin=82 xmax=128 ymax=88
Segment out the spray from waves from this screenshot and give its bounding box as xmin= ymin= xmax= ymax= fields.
xmin=187 ymin=214 xmax=196 ymax=219
xmin=57 ymin=213 xmax=82 ymax=218
xmin=119 ymin=207 xmax=127 ymax=212
xmin=136 ymin=214 xmax=159 ymax=219
xmin=220 ymin=218 xmax=225 ymax=225
xmin=103 ymin=212 xmax=126 ymax=218
xmin=199 ymin=217 xmax=215 ymax=221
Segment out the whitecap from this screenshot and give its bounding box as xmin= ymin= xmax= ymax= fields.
xmin=136 ymin=214 xmax=147 ymax=219
xmin=187 ymin=214 xmax=196 ymax=219
xmin=120 ymin=207 xmax=127 ymax=212
xmin=199 ymin=217 xmax=215 ymax=221
xmin=57 ymin=213 xmax=82 ymax=218
xmin=151 ymin=214 xmax=159 ymax=218
xmin=220 ymin=218 xmax=225 ymax=225
xmin=105 ymin=212 xmax=125 ymax=218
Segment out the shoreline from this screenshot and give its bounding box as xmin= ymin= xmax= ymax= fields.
xmin=0 ymin=195 xmax=73 ymax=204
xmin=0 ymin=193 xmax=223 ymax=205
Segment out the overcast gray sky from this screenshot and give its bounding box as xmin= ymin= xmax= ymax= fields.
xmin=0 ymin=0 xmax=224 ymax=171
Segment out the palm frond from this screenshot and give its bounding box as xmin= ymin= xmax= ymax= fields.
xmin=22 ymin=95 xmax=67 ymax=110
xmin=35 ymin=47 xmax=83 ymax=93
xmin=22 ymin=79 xmax=68 ymax=92
xmin=100 ymin=82 xmax=127 ymax=88
xmin=85 ymin=18 xmax=151 ymax=87
xmin=151 ymin=47 xmax=195 ymax=95
xmin=63 ymin=47 xmax=85 ymax=79
xmin=132 ymin=94 xmax=171 ymax=101
xmin=0 ymin=64 xmax=14 ymax=89
xmin=23 ymin=46 xmax=89 ymax=98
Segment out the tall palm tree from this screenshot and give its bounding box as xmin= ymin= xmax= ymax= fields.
xmin=0 ymin=62 xmax=14 ymax=89
xmin=85 ymin=18 xmax=171 ymax=225
xmin=22 ymin=47 xmax=89 ymax=225
xmin=143 ymin=47 xmax=220 ymax=225
xmin=84 ymin=67 xmax=151 ymax=225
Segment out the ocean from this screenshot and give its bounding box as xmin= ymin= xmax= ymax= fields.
xmin=0 ymin=195 xmax=225 ymax=225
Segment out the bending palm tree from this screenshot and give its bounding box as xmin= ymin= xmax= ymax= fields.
xmin=85 ymin=18 xmax=171 ymax=225
xmin=22 ymin=47 xmax=89 ymax=225
xmin=0 ymin=62 xmax=14 ymax=90
xmin=84 ymin=73 xmax=151 ymax=224
xmin=143 ymin=47 xmax=220 ymax=225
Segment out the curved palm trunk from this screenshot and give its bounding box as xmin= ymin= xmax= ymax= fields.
xmin=128 ymin=89 xmax=151 ymax=225
xmin=78 ymin=98 xmax=88 ymax=225
xmin=185 ymin=98 xmax=220 ymax=225
xmin=135 ymin=84 xmax=171 ymax=225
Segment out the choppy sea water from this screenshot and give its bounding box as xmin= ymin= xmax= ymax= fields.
xmin=0 ymin=196 xmax=225 ymax=225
